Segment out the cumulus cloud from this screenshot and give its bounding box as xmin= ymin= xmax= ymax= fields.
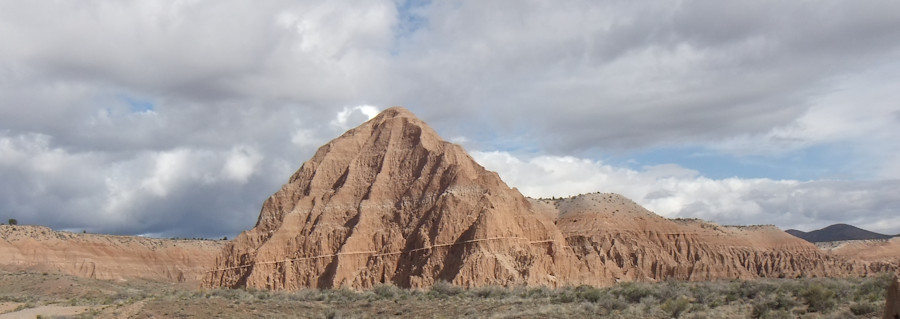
xmin=331 ymin=105 xmax=381 ymax=129
xmin=472 ymin=151 xmax=900 ymax=235
xmin=0 ymin=1 xmax=898 ymax=237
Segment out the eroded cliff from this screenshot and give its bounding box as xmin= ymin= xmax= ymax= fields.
xmin=0 ymin=225 xmax=223 ymax=283
xmin=204 ymin=107 xmax=591 ymax=290
xmin=544 ymin=193 xmax=890 ymax=282
xmin=204 ymin=107 xmax=893 ymax=291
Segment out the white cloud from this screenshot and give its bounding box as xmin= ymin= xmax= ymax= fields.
xmin=472 ymin=151 xmax=900 ymax=234
xmin=331 ymin=105 xmax=381 ymax=129
xmin=1 ymin=1 xmax=899 ymax=238
xmin=222 ymin=145 xmax=263 ymax=183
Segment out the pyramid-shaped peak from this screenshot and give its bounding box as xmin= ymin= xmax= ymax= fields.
xmin=367 ymin=107 xmax=430 ymax=128
xmin=378 ymin=106 xmax=416 ymax=118
xmin=364 ymin=106 xmax=425 ymax=127
xmin=205 ymin=104 xmax=576 ymax=290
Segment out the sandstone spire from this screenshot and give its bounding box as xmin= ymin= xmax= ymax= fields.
xmin=203 ymin=107 xmax=585 ymax=290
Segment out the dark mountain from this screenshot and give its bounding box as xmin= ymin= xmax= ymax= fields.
xmin=786 ymin=224 xmax=892 ymax=242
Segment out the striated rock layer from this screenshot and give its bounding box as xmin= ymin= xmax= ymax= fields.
xmin=204 ymin=107 xmax=592 ymax=290
xmin=0 ymin=225 xmax=223 ymax=283
xmin=204 ymin=107 xmax=894 ymax=291
xmin=816 ymin=237 xmax=900 ymax=265
xmin=540 ymin=193 xmax=892 ymax=282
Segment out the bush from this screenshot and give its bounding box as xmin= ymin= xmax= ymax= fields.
xmin=849 ymin=301 xmax=879 ymax=316
xmin=7 ymin=219 xmax=16 ymax=225
xmin=470 ymin=285 xmax=508 ymax=299
xmin=661 ymin=296 xmax=692 ymax=318
xmin=736 ymin=280 xmax=776 ymax=300
xmin=373 ymin=284 xmax=398 ymax=299
xmin=611 ymin=282 xmax=654 ymax=303
xmin=596 ymin=296 xmax=628 ymax=313
xmin=574 ymin=285 xmax=604 ymax=302
xmin=800 ymin=284 xmax=836 ymax=313
xmin=429 ymin=281 xmax=463 ymax=298
xmin=854 ymin=272 xmax=892 ymax=302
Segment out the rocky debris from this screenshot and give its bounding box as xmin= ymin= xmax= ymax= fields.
xmin=204 ymin=107 xmax=895 ymax=291
xmin=887 ymin=268 xmax=900 ymax=319
xmin=0 ymin=225 xmax=223 ymax=283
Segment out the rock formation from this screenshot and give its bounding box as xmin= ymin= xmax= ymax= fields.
xmin=887 ymin=267 xmax=900 ymax=319
xmin=544 ymin=193 xmax=890 ymax=282
xmin=204 ymin=107 xmax=895 ymax=291
xmin=0 ymin=225 xmax=223 ymax=283
xmin=816 ymin=237 xmax=900 ymax=265
xmin=204 ymin=107 xmax=591 ymax=290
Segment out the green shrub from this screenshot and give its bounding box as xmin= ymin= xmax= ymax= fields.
xmin=612 ymin=282 xmax=654 ymax=303
xmin=736 ymin=280 xmax=776 ymax=300
xmin=429 ymin=281 xmax=463 ymax=298
xmin=849 ymin=301 xmax=879 ymax=316
xmin=551 ymin=290 xmax=577 ymax=304
xmin=574 ymin=285 xmax=604 ymax=302
xmin=660 ymin=296 xmax=691 ymax=318
xmin=800 ymin=284 xmax=836 ymax=313
xmin=325 ymin=288 xmax=358 ymax=302
xmin=373 ymin=284 xmax=398 ymax=299
xmin=749 ymin=292 xmax=797 ymax=319
xmin=853 ymin=272 xmax=892 ymax=302
xmin=470 ymin=285 xmax=508 ymax=299
xmin=596 ymin=296 xmax=628 ymax=313
xmin=520 ymin=286 xmax=550 ymax=298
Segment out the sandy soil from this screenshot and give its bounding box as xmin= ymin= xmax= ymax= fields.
xmin=0 ymin=305 xmax=93 ymax=319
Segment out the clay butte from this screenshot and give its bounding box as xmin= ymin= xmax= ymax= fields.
xmin=0 ymin=225 xmax=223 ymax=283
xmin=204 ymin=107 xmax=894 ymax=290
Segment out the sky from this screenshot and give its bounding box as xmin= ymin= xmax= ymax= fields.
xmin=1 ymin=0 xmax=899 ymax=238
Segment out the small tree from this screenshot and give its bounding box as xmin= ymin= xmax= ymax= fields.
xmin=8 ymin=219 xmax=17 ymax=225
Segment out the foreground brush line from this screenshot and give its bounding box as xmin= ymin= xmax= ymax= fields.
xmin=0 ymin=270 xmax=891 ymax=318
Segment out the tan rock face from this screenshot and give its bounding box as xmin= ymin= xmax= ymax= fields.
xmin=886 ymin=268 xmax=900 ymax=319
xmin=817 ymin=238 xmax=900 ymax=265
xmin=204 ymin=107 xmax=895 ymax=291
xmin=0 ymin=225 xmax=223 ymax=283
xmin=547 ymin=193 xmax=889 ymax=282
xmin=204 ymin=107 xmax=587 ymax=290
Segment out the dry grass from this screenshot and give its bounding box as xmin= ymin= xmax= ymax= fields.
xmin=0 ymin=270 xmax=891 ymax=318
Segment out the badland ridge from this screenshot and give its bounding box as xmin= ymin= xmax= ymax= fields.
xmin=202 ymin=107 xmax=895 ymax=290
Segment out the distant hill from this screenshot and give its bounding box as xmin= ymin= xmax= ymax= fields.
xmin=786 ymin=224 xmax=893 ymax=242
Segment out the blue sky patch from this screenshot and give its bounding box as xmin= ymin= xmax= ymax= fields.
xmin=120 ymin=95 xmax=155 ymax=113
xmin=609 ymin=143 xmax=862 ymax=181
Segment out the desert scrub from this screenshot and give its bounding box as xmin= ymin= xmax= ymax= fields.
xmin=661 ymin=295 xmax=692 ymax=318
xmin=96 ymin=273 xmax=893 ymax=318
xmin=469 ymin=285 xmax=509 ymax=299
xmin=799 ymin=283 xmax=837 ymax=313
xmin=609 ymin=281 xmax=655 ymax=303
xmin=427 ymin=280 xmax=464 ymax=299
